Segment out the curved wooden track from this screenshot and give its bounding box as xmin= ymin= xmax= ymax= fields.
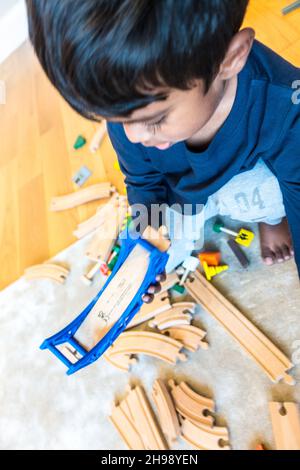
xmin=24 ymin=263 xmax=69 ymax=284
xmin=126 ymin=292 xmax=171 ymax=329
xmin=161 ymin=325 xmax=208 ymax=351
xmin=168 ymin=380 xmax=215 ymax=427
xmin=180 ymin=417 xmax=230 ymax=450
xmin=108 ymin=331 xmax=187 ymax=365
xmin=50 ymin=182 xmax=113 ymax=211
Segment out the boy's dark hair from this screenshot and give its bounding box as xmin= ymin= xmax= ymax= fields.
xmin=26 ymin=0 xmax=249 ymax=121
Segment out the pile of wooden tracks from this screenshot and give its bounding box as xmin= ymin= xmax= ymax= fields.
xmin=109 ymin=379 xmax=230 ymax=450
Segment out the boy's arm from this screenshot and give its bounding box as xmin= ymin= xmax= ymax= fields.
xmin=264 ymin=105 xmax=300 ymax=278
xmin=107 ymin=122 xmax=168 ymax=224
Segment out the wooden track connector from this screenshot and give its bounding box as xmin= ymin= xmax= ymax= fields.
xmin=50 ymin=182 xmax=113 ymax=212
xmin=107 ymin=331 xmax=187 ymax=365
xmin=269 ymin=402 xmax=300 ymax=450
xmin=161 ymin=325 xmax=208 ymax=351
xmin=109 ymin=403 xmax=145 ymax=450
xmin=185 ymin=270 xmax=294 ymax=385
xmin=24 ymin=263 xmax=69 ymax=284
xmin=123 ymin=385 xmax=168 ymax=450
xmin=104 ymin=353 xmax=137 ymax=372
xmin=126 ymin=292 xmax=172 ymax=329
xmin=168 ymin=380 xmax=215 ymax=427
xmin=148 ymin=306 xmax=194 ymax=330
xmin=151 ymin=379 xmax=181 ymax=447
xmin=180 ymin=417 xmax=231 ymax=450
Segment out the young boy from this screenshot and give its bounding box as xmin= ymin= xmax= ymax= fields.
xmin=26 ymin=0 xmax=300 ymax=289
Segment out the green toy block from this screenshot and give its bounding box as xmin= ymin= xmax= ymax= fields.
xmin=108 ymin=256 xmax=118 ymax=270
xmin=213 ymin=222 xmax=224 ymax=233
xmin=74 ymin=135 xmax=87 ymax=150
xmin=171 ymin=283 xmax=186 ymax=294
xmin=112 ymin=245 xmax=120 ymax=254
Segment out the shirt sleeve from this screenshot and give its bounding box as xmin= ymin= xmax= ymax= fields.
xmin=106 ymin=122 xmax=168 ymax=226
xmin=263 ymin=105 xmax=300 ymax=278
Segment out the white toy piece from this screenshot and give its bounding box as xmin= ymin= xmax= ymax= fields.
xmin=179 ymin=256 xmax=200 ymax=286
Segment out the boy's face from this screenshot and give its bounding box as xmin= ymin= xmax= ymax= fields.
xmin=109 ymin=77 xmax=227 ymax=150
xmin=108 ymin=28 xmax=255 ymax=150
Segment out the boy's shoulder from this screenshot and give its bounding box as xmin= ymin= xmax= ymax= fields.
xmin=249 ymin=39 xmax=299 ymax=92
xmin=247 ymin=40 xmax=300 ymax=141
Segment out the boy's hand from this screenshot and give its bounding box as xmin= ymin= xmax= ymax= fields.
xmin=142 ymin=271 xmax=166 ymax=303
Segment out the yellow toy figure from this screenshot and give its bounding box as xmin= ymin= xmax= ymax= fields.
xmin=213 ymin=222 xmax=254 ymax=248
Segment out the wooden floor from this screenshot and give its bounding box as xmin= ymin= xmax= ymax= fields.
xmin=0 ymin=0 xmax=299 ymax=291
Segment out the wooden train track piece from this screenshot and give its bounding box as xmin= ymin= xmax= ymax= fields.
xmin=57 ymin=344 xmax=83 ymax=364
xmin=185 ymin=270 xmax=294 ymax=385
xmin=161 ymin=325 xmax=208 ymax=351
xmin=148 ymin=303 xmax=196 ymax=329
xmin=85 ymin=230 xmax=115 ymax=263
xmin=151 ymin=379 xmax=181 ymax=447
xmin=142 ymin=225 xmax=171 ymax=253
xmin=180 ymin=417 xmax=230 ymax=450
xmin=126 ymin=291 xmax=171 ymax=329
xmin=149 ymin=302 xmax=196 ymax=330
xmin=104 ymin=352 xmax=137 ymax=372
xmin=50 ymin=182 xmax=113 ymax=212
xmin=24 ymin=263 xmax=69 ymax=284
xmin=170 ymin=302 xmax=197 ymax=311
xmin=85 ymin=199 xmax=128 ymax=262
xmin=73 ymin=208 xmax=104 ymax=239
xmin=90 ymin=121 xmax=107 ymax=153
xmin=269 ymin=402 xmax=300 ymax=450
xmin=108 ymin=331 xmax=187 ymax=365
xmin=118 ymin=398 xmax=136 ymax=427
xmin=73 ymin=193 xmax=124 ymax=239
xmin=109 ymin=403 xmax=145 ymax=450
xmin=124 ymin=385 xmax=168 ymax=450
xmin=148 ymin=308 xmax=193 ymax=330
xmin=160 ymin=271 xmax=180 ymax=293
xmin=168 ymin=380 xmax=215 ymax=427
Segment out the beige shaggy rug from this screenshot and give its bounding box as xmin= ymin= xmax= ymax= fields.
xmin=0 ymin=219 xmax=299 ymax=450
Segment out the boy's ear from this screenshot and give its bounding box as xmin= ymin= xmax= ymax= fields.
xmin=218 ymin=28 xmax=255 ymax=80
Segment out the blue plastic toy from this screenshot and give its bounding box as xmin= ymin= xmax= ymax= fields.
xmin=40 ymin=227 xmax=169 ymax=375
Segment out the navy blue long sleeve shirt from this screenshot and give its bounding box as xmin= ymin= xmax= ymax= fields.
xmin=107 ymin=40 xmax=300 ymax=276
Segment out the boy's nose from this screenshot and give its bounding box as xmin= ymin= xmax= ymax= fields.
xmin=123 ymin=123 xmax=150 ymax=145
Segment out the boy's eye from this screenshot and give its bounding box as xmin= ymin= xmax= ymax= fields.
xmin=142 ymin=116 xmax=166 ymax=133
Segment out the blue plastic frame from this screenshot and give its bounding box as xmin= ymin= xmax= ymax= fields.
xmin=40 ymin=228 xmax=169 ymax=375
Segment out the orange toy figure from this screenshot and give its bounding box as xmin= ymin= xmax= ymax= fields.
xmin=199 ymin=252 xmax=221 ymax=266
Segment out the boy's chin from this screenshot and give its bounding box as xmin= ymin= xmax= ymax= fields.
xmin=154 ymin=142 xmax=173 ymax=150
